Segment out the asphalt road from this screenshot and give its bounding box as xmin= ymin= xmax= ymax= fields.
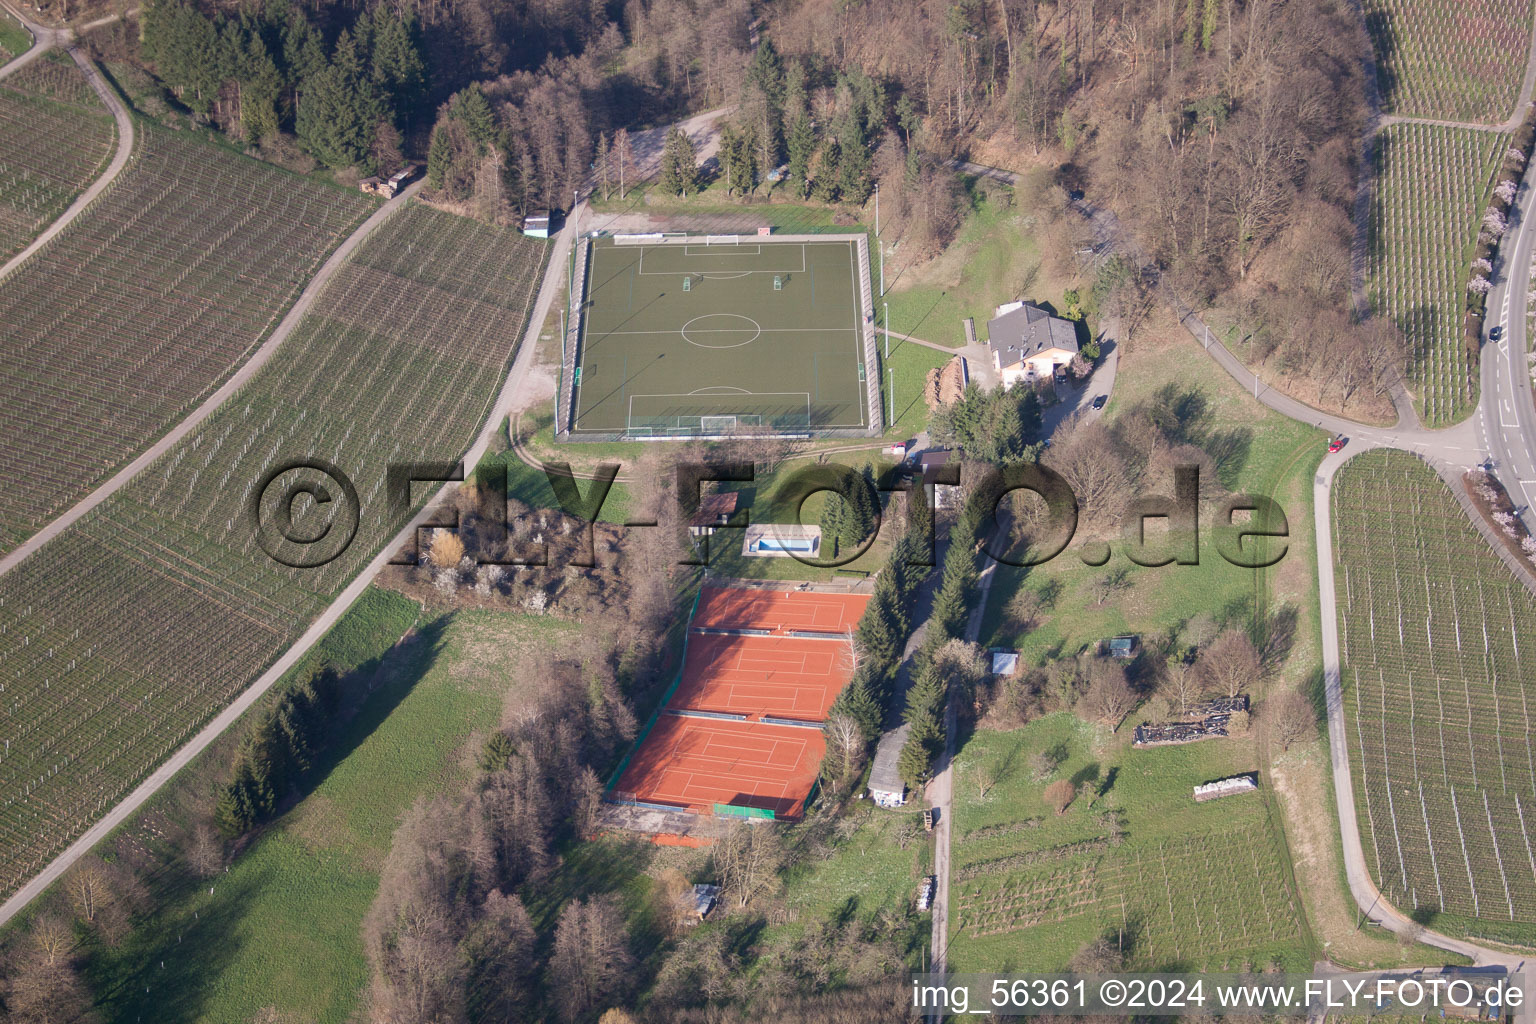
xmin=1477 ymin=155 xmax=1536 ymax=538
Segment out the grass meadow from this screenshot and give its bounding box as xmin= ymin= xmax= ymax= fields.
xmin=87 ymin=597 xmax=579 ymax=1024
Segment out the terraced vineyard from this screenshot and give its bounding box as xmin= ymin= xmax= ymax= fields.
xmin=0 ymin=123 xmax=374 ymax=553
xmin=0 ymin=204 xmax=549 ymax=898
xmin=1363 ymin=0 xmax=1535 ymax=122
xmin=1368 ymin=124 xmax=1507 ymax=427
xmin=948 ymin=721 xmax=1309 ymax=971
xmin=1334 ymin=450 xmax=1536 ymax=940
xmin=0 ymin=54 xmax=114 ymax=259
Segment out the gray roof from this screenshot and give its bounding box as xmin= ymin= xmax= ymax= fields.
xmin=869 ymin=722 xmax=911 ymax=794
xmin=986 ymin=303 xmax=1078 ymax=368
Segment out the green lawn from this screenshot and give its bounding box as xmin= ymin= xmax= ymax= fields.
xmin=982 ymin=321 xmax=1324 ymax=663
xmin=878 ymin=339 xmax=954 ymax=440
xmin=88 ymin=600 xmax=578 ymax=1024
xmin=0 ymin=10 xmax=30 ymax=61
xmin=883 ymin=175 xmax=1070 ymax=349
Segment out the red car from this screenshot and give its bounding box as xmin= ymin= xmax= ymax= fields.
xmin=1327 ymin=435 xmax=1346 ymax=454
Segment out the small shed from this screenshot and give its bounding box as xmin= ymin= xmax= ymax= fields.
xmin=686 ymin=883 xmax=721 ymax=920
xmin=1103 ymin=635 xmax=1139 ymax=659
xmin=358 ymin=175 xmax=386 ymax=197
xmin=868 ymin=723 xmax=910 ymax=808
xmin=914 ymin=449 xmax=959 ymax=509
xmin=387 ymin=162 xmax=420 ymax=193
xmin=989 ymin=649 xmax=1019 ymax=676
xmin=522 ymin=211 xmax=552 ymax=238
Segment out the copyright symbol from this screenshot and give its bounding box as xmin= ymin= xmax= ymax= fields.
xmin=251 ymin=459 xmax=360 ymax=568
xmin=1100 ymin=980 xmax=1126 ymax=1008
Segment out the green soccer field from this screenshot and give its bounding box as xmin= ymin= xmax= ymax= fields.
xmin=570 ymin=236 xmax=874 ymax=436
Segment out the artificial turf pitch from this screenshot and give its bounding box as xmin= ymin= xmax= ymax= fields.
xmin=570 ymin=237 xmax=871 ymax=435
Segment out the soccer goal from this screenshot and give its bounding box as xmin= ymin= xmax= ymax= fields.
xmin=705 ymin=234 xmax=739 ymax=245
xmin=700 ymin=415 xmax=738 ymax=433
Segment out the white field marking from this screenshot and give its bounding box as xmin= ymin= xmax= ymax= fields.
xmin=594 ymin=327 xmax=857 ymax=335
xmin=679 ymin=313 xmax=762 ymax=349
xmin=688 ymin=386 xmax=751 ymax=394
xmin=683 ymin=243 xmax=765 ymax=255
xmin=636 ymin=241 xmax=809 ymax=275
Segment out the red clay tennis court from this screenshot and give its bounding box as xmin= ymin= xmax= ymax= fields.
xmin=610 ymin=584 xmax=871 ymax=821
xmin=613 ymin=714 xmax=824 ymax=818
xmin=692 ymin=586 xmax=867 ymax=634
xmin=670 ymin=634 xmax=850 ymax=721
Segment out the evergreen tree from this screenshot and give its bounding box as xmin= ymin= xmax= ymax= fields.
xmin=744 ymin=40 xmax=785 ymax=166
xmin=895 ymin=93 xmax=920 ymax=148
xmin=1201 ymin=0 xmax=1221 ymax=50
xmin=818 ymin=488 xmax=846 ymax=559
xmin=783 ymin=58 xmax=808 ymax=125
xmin=836 ymin=117 xmax=874 ymax=204
xmin=811 ymin=137 xmax=841 ymax=202
xmin=366 ymin=7 xmax=427 ymax=132
xmin=296 ymin=30 xmax=383 ymax=170
xmin=239 ymin=33 xmax=284 ymax=142
xmin=897 ymin=729 xmax=934 ymax=787
xmin=214 ymin=763 xmax=257 ymax=836
xmin=657 ymin=126 xmax=698 ymax=197
xmin=282 ymin=7 xmax=326 ymax=107
xmin=451 ymin=82 xmax=497 ymax=149
xmin=427 ymin=123 xmax=454 ymax=189
xmin=856 ymin=595 xmax=901 ymax=669
xmin=786 ymin=114 xmax=815 ymax=199
xmin=828 ymin=676 xmax=881 ymax=741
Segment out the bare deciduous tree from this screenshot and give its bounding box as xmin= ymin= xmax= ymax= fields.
xmin=187 ymin=822 xmax=223 ymax=878
xmin=1265 ymin=691 xmax=1315 ymax=751
xmin=550 ymin=895 xmax=635 ymax=1023
xmin=1158 ymin=658 xmax=1205 ymax=719
xmin=716 ymin=820 xmax=785 ymax=909
xmin=1081 ymin=660 xmax=1137 ymax=728
xmin=65 ymin=860 xmax=112 ymax=925
xmin=823 ymin=712 xmax=866 ymax=785
xmin=1197 ymin=628 xmax=1260 ymax=697
xmin=1044 ymin=778 xmax=1076 ymax=814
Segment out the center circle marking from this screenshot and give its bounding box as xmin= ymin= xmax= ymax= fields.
xmin=681 ymin=313 xmax=762 ymax=349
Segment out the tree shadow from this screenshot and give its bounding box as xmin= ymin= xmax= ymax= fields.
xmin=1256 ymin=603 xmax=1299 ymax=673
xmin=86 ymin=860 xmax=276 ymax=1024
xmin=286 ymin=613 xmax=455 ymax=808
xmin=1363 ymin=10 xmax=1399 ymax=110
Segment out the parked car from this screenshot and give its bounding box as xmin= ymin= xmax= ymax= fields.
xmin=1091 ymin=394 xmax=1108 ymax=410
